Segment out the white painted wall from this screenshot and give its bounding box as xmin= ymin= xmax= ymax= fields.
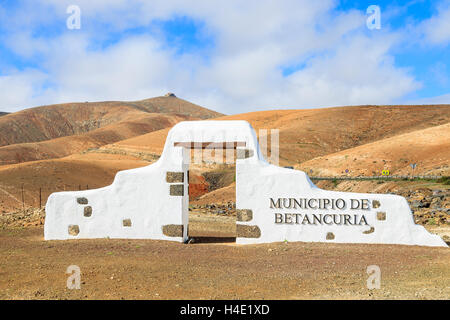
xmin=45 ymin=143 xmax=189 ymax=241
xmin=45 ymin=120 xmax=447 ymax=247
xmin=235 ymin=159 xmax=446 ymax=246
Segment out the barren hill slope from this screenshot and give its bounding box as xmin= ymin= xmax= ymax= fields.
xmin=0 ymin=113 xmax=193 ymax=165
xmin=222 ymin=105 xmax=450 ymax=165
xmin=0 ymin=95 xmax=223 ymax=147
xmin=95 ymin=105 xmax=450 ymax=165
xmin=0 ymin=112 xmax=8 ymax=117
xmin=297 ymin=122 xmax=450 ymax=176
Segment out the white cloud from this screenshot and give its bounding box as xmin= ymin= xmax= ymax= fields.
xmin=0 ymin=0 xmax=423 ymax=113
xmin=281 ymin=35 xmax=420 ymax=108
xmin=187 ymin=33 xmax=420 ymax=112
xmin=47 ymin=35 xmax=174 ymax=102
xmin=421 ymin=1 xmax=450 ymax=45
xmin=0 ymin=69 xmax=50 ymax=111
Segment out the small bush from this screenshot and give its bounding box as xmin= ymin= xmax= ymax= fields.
xmin=436 ymin=176 xmax=450 ymax=185
xmin=332 ymin=179 xmax=338 ymax=187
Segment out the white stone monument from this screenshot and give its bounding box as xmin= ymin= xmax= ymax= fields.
xmin=44 ymin=120 xmax=447 ymax=247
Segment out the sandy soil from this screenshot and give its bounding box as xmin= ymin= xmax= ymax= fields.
xmin=0 ymin=222 xmax=448 ymax=300
xmin=189 ymin=211 xmax=236 ymax=238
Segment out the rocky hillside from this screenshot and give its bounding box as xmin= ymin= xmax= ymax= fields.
xmin=0 ymin=95 xmax=223 ymax=147
xmin=405 ymin=187 xmax=450 ymax=227
xmin=0 ymin=113 xmax=193 ymax=165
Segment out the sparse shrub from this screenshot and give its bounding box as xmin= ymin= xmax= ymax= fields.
xmin=436 ymin=176 xmax=450 ymax=185
xmin=332 ymin=178 xmax=338 ymax=187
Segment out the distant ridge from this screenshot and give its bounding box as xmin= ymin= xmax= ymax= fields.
xmin=131 ymin=96 xmax=223 ymax=119
xmin=0 ymin=112 xmax=8 ymax=117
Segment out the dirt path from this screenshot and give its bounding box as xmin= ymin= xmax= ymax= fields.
xmin=189 ymin=212 xmax=236 ymax=238
xmin=0 ymin=226 xmax=448 ymax=300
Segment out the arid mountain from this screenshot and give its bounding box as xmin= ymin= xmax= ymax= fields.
xmin=0 ymin=113 xmax=193 ymax=165
xmin=0 ymin=95 xmax=223 ymax=165
xmin=0 ymin=112 xmax=8 ymax=117
xmin=95 ymin=105 xmax=450 ymax=166
xmin=222 ymin=105 xmax=450 ymax=166
xmin=0 ymin=96 xmax=223 ymax=147
xmin=298 ymin=122 xmax=450 ymax=176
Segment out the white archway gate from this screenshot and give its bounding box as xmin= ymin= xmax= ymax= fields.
xmin=45 ymin=120 xmax=447 ymax=247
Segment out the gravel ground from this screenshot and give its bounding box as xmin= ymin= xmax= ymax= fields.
xmin=0 ymin=224 xmax=448 ymax=300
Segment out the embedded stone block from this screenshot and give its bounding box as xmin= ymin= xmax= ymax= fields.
xmin=372 ymin=200 xmax=381 ymax=208
xmin=377 ymin=211 xmax=386 ymax=221
xmin=77 ymin=197 xmax=88 ymax=205
xmin=237 ymin=209 xmax=253 ymax=222
xmin=68 ymin=225 xmax=80 ymax=236
xmin=236 ymin=224 xmax=261 ymax=238
xmin=170 ymin=184 xmax=184 ymax=196
xmin=166 ymin=172 xmax=184 ymax=183
xmin=162 ymin=224 xmax=184 ymax=237
xmin=84 ymin=206 xmax=92 ymax=217
xmin=363 ymin=226 xmax=375 ymax=234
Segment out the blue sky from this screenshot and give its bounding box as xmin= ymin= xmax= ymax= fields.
xmin=0 ymin=0 xmax=449 ymax=113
